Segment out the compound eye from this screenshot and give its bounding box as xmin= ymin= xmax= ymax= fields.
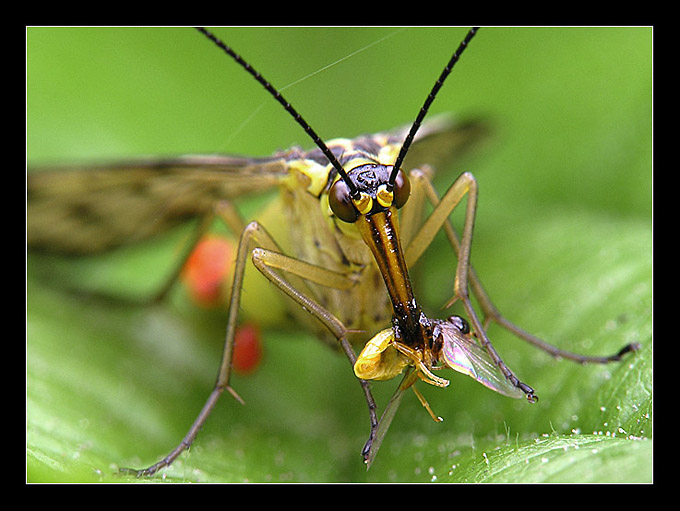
xmin=329 ymin=179 xmax=358 ymax=223
xmin=392 ymin=169 xmax=411 ymax=209
xmin=448 ymin=315 xmax=470 ymax=334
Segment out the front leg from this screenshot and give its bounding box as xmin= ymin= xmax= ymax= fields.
xmin=120 ymin=220 xmax=378 ymax=476
xmin=404 ymin=169 xmax=537 ymax=401
xmin=408 ymin=168 xmax=639 ymax=366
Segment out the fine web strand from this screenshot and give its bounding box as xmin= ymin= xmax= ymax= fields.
xmin=220 ymin=29 xmax=407 ymax=151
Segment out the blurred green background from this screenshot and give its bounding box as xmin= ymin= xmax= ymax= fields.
xmin=27 ymin=27 xmax=651 ymax=482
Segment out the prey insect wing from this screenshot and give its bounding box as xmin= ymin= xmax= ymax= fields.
xmin=359 ymin=314 xmax=524 ymax=467
xmin=434 ymin=318 xmax=525 ymax=399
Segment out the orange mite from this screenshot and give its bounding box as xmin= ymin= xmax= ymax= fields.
xmin=181 ymin=235 xmax=234 ymax=308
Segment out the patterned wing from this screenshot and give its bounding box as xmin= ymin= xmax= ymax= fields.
xmin=27 ymin=116 xmax=488 ymax=255
xmin=27 ymin=154 xmax=289 ymax=255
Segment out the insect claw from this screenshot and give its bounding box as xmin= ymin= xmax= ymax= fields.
xmin=523 ymin=388 xmax=539 ymax=403
xmin=361 ymin=439 xmax=372 ymax=459
xmin=117 ymin=466 xmax=141 ymax=477
xmin=118 ymin=465 xmax=158 ymax=478
xmin=615 ymin=342 xmax=641 ymax=359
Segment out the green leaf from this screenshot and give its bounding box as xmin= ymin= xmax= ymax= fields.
xmin=435 ymin=434 xmax=651 ymax=484
xmin=27 ymin=27 xmax=651 ymax=483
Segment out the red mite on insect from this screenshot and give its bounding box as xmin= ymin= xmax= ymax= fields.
xmin=181 ymin=235 xmax=263 ymax=374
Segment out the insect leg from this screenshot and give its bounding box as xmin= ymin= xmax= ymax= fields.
xmin=149 ymin=200 xmax=247 ymax=304
xmin=362 ymin=360 xmax=444 ymax=468
xmin=404 ymin=169 xmax=537 ymax=401
xmin=408 ymin=168 xmax=640 ymax=365
xmin=391 ymin=341 xmax=449 ymax=388
xmin=68 ymin=200 xmax=245 ymax=309
xmin=120 ymin=219 xmax=378 ymax=476
xmin=411 ymin=385 xmax=443 ymax=423
xmin=246 ymin=228 xmax=379 ymax=449
xmin=118 ymin=217 xmax=257 ymax=477
xmin=362 ymin=369 xmax=415 ymax=468
xmin=119 ymin=215 xmax=267 ymax=477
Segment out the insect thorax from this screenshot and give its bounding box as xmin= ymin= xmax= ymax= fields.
xmin=274 ymin=136 xmax=401 ymax=343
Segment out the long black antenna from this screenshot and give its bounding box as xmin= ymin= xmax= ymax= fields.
xmin=388 ymin=27 xmax=480 ymax=189
xmin=196 ymin=27 xmax=360 ymax=198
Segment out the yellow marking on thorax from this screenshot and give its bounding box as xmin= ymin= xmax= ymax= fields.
xmin=287 ymin=158 xmax=329 ymax=197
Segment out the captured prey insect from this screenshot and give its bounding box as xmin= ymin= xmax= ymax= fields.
xmin=27 ymin=27 xmax=640 ymax=477
xmin=354 ymin=314 xmax=528 ymax=463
